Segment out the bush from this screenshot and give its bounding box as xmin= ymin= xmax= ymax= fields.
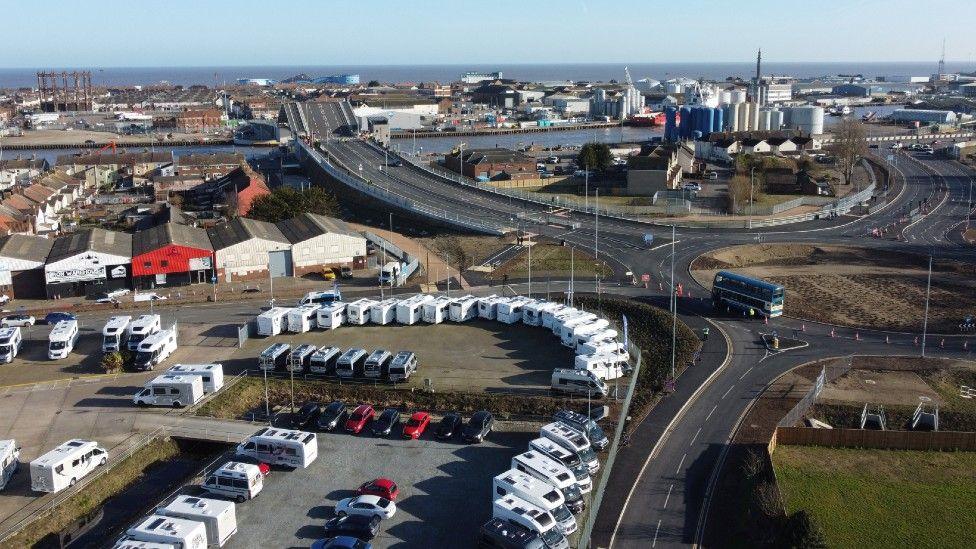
xmin=100 ymin=352 xmax=124 ymax=374
xmin=776 ymin=510 xmax=828 ymax=549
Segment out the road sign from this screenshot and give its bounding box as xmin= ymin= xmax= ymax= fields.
xmin=641 ymin=273 xmax=650 ymax=282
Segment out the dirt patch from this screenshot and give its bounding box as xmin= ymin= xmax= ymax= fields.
xmin=490 ymin=244 xmax=612 ymax=280
xmin=821 ymin=369 xmax=943 ymax=407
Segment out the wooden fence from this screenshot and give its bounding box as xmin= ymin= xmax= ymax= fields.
xmin=776 ymin=426 xmax=976 ymax=451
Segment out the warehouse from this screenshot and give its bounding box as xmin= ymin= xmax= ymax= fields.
xmin=889 ymin=109 xmax=958 ymax=124
xmin=208 ymin=217 xmax=291 ymax=282
xmin=275 ymin=213 xmax=367 ymax=277
xmin=45 ymin=228 xmax=132 ymax=298
xmin=131 ymin=222 xmax=215 ymax=289
xmin=0 ymin=234 xmax=53 ymax=299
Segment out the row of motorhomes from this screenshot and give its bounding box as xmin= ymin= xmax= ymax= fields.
xmin=133 ymin=363 xmax=225 ymax=408
xmin=259 ymin=343 xmax=419 ymax=381
xmin=100 ymin=314 xmax=179 ymax=370
xmin=478 ymin=410 xmax=610 ymax=549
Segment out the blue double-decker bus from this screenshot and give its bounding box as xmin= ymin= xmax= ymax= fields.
xmin=711 ymin=271 xmax=785 ymax=318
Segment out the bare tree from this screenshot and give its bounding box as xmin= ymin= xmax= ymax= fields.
xmin=832 ymin=118 xmax=868 ymax=186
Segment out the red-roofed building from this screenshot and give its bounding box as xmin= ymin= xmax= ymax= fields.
xmin=131 ymin=222 xmax=215 ymax=288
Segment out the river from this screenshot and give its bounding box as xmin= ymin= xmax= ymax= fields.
xmin=0 ymin=144 xmax=273 ymax=166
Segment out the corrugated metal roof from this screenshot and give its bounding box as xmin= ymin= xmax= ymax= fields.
xmin=132 ymin=222 xmax=213 ymax=257
xmin=275 ymin=213 xmax=358 ymax=244
xmin=48 ymin=228 xmax=133 ymax=263
xmin=206 ymin=217 xmax=289 ymax=250
xmin=0 ymin=234 xmax=54 ymax=263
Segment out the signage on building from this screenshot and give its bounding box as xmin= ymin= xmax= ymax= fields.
xmin=46 ymin=266 xmax=106 ymax=284
xmin=188 ymin=256 xmax=213 ymax=271
xmin=0 ymin=260 xmax=10 ymax=286
xmin=110 ymin=265 xmax=127 ymax=279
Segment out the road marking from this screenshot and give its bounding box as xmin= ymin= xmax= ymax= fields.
xmin=722 ymin=384 xmax=735 ymax=399
xmin=652 ymin=519 xmax=662 ymax=547
xmin=676 ymin=453 xmax=687 ymax=474
xmin=663 ymin=484 xmax=674 ymax=509
xmin=690 ymin=427 xmax=702 ymax=445
xmin=705 ymin=405 xmax=718 ymax=421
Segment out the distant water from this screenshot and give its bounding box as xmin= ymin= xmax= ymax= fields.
xmin=0 ymin=62 xmax=970 ymax=88
xmin=0 ymin=144 xmax=269 ymax=166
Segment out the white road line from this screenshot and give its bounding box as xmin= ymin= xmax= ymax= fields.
xmin=663 ymin=484 xmax=674 ymax=509
xmin=690 ymin=427 xmax=702 ymax=445
xmin=705 ymin=405 xmax=718 ymax=421
xmin=676 ymin=453 xmax=687 ymax=474
xmin=652 ymin=519 xmax=662 ymax=547
xmin=722 ymin=384 xmax=735 ymax=399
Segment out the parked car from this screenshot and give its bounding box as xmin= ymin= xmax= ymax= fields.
xmin=322 ymin=514 xmax=380 ymax=541
xmin=462 ymin=410 xmax=494 ymax=443
xmin=95 ymin=288 xmax=130 ymax=303
xmin=682 ymin=182 xmax=702 ymax=192
xmin=335 ymin=495 xmax=397 ymax=520
xmin=317 ymin=401 xmax=348 ymax=432
xmin=322 ymin=270 xmax=337 ymax=281
xmin=371 ymin=408 xmax=401 ymax=436
xmin=344 ymin=404 xmax=375 ymax=434
xmin=43 ymin=312 xmax=76 ymax=325
xmin=293 ymin=401 xmax=322 ymax=429
xmin=340 ymin=266 xmax=353 ymax=279
xmin=232 ymin=455 xmax=271 ymax=477
xmin=311 ymin=537 xmax=372 ymax=549
xmin=0 ymin=294 xmax=9 ymax=305
xmin=435 ymin=412 xmax=463 ymax=440
xmin=704 ymin=171 xmax=718 ymax=180
xmin=402 ymin=412 xmax=431 ymax=439
xmin=1 ymin=314 xmax=35 ymax=328
xmin=358 ymin=478 xmax=399 ymax=501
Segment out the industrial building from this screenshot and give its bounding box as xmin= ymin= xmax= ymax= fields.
xmin=44 ymin=228 xmax=133 ymax=298
xmin=131 ymin=222 xmax=215 ymax=289
xmin=0 ymin=234 xmax=53 ymax=298
xmin=460 ymin=71 xmax=503 ymax=84
xmin=275 ymin=213 xmax=367 ymax=277
xmin=443 ymin=148 xmax=537 ymax=181
xmin=889 ymin=109 xmax=958 ymax=124
xmin=207 ymin=217 xmax=291 ymax=282
xmin=590 ymin=87 xmax=642 ymax=120
xmin=314 ymin=74 xmax=360 ymax=85
xmin=626 ymin=144 xmax=685 ymax=194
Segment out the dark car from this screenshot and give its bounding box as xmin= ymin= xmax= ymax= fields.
xmin=293 ymin=401 xmax=321 ymax=429
xmin=43 ymin=312 xmax=76 ymax=325
xmin=322 ymin=514 xmax=380 ymax=541
xmin=435 ymin=412 xmax=462 ymax=440
xmin=317 ymin=401 xmax=348 ymax=432
xmin=462 ymin=410 xmax=494 ymax=443
xmin=371 ymin=408 xmax=401 ymax=436
xmin=311 ymin=537 xmax=372 ymax=549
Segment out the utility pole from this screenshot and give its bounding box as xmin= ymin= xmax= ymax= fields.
xmin=584 ymin=165 xmax=589 ymax=211
xmin=922 ymin=254 xmax=932 ymax=357
xmin=389 ymin=213 xmax=395 ymax=296
xmin=670 ymin=225 xmax=677 ymax=380
xmin=527 ymin=226 xmax=532 ymax=298
xmin=595 ymin=188 xmax=600 ymax=299
xmin=570 ymin=247 xmax=574 ymax=307
xmin=749 ymin=166 xmax=756 ymax=229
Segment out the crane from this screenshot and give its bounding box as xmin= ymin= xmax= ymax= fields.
xmin=624 ymin=67 xmax=634 ymax=88
xmin=95 ymin=140 xmax=117 ymax=155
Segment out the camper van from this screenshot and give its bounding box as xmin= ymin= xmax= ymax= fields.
xmin=346 ymin=299 xmax=377 ymax=325
xmin=477 ymin=518 xmax=545 ymax=549
xmin=477 ymin=295 xmax=501 ymax=320
xmin=396 ymin=294 xmax=433 ymax=325
xmin=550 ymin=369 xmax=608 ymax=398
xmin=102 ymin=315 xmax=132 ymax=353
xmin=127 ymin=314 xmax=162 ymax=351
xmin=297 ymin=287 xmax=342 ymax=307
xmin=449 ymin=295 xmax=479 ymax=322
xmin=288 ymin=344 xmax=316 ymax=372
xmin=125 ymin=515 xmax=208 ymax=549
xmin=492 ymin=494 xmax=569 ymax=549
xmin=256 ymin=307 xmax=291 ymax=336
xmin=422 ymin=296 xmax=452 ymax=324
xmin=167 ymin=364 xmax=225 ymax=393
xmin=511 ymin=451 xmax=585 ymax=514
xmin=286 ymin=305 xmax=320 ymax=333
xmin=540 ymin=422 xmax=600 ymax=474
xmin=157 ymin=495 xmax=237 ymax=547
xmin=379 ymin=261 xmax=401 ymax=286
xmin=112 ymin=536 xmax=179 ymax=549
xmin=388 ymin=351 xmax=417 ymax=382
xmin=523 ymin=301 xmax=560 ymax=327
xmin=578 ymin=339 xmax=629 ymax=362
xmin=561 ymin=319 xmax=609 ymax=347
xmin=575 ymin=353 xmax=627 ymax=381
xmin=493 ymin=469 xmax=577 ymax=535
xmin=48 ymin=320 xmax=80 ymax=360
xmin=542 ymin=306 xmax=576 ymax=331
xmin=30 ymin=439 xmax=107 ymax=493
xmin=0 ymin=326 xmax=22 ymax=363
xmin=316 ymin=302 xmax=346 ymax=330
xmin=369 ymin=299 xmax=398 ymax=325
xmin=553 ymin=312 xmax=597 ymax=339
xmin=528 ymin=437 xmax=592 ymax=494
xmin=575 ymin=330 xmax=618 ymax=353
xmin=134 ymin=328 xmax=178 ymax=370
xmin=554 ymin=409 xmax=609 ymax=452
xmin=237 ymin=427 xmax=318 ymax=468
xmin=258 ymin=343 xmax=291 ymax=371
xmin=497 ymin=297 xmax=533 ymax=324
xmin=133 ymin=374 xmax=204 ymax=408
xmin=0 ymin=439 xmax=20 ymax=491
xmin=335 ymin=348 xmax=368 ymax=378
xmin=202 ymin=462 xmax=263 ymax=502
xmin=364 ymin=349 xmax=393 ymax=379
xmin=309 ymin=346 xmax=342 ymax=375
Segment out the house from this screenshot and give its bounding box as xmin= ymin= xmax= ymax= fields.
xmin=0 ymin=158 xmax=49 ymax=188
xmin=626 ymin=144 xmax=684 ymax=194
xmin=790 ymin=136 xmax=820 ymax=152
xmin=275 ymin=213 xmax=367 ymax=277
xmin=696 ymin=136 xmax=740 ymax=163
xmin=764 ymin=167 xmax=800 ymax=194
xmin=443 ymin=148 xmax=537 ymax=181
xmin=56 ymin=151 xmax=172 ymax=188
xmin=180 ymin=165 xmax=270 ymax=216
xmin=207 ymin=217 xmax=291 ymax=282
xmin=0 ymin=233 xmax=53 ymax=298
xmin=766 ymin=136 xmax=799 ymax=155
xmin=739 ymin=138 xmax=771 ymax=155
xmin=175 ymin=153 xmax=244 ymax=180
xmin=44 ymin=228 xmax=133 ymax=298
xmin=131 ymin=222 xmax=214 ymax=288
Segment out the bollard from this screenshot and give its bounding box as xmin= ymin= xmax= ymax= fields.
xmin=885 ymin=335 xmax=890 ymax=344
xmin=659 ymin=282 xmax=663 ymax=291
xmin=801 ymin=324 xmax=806 ymax=332
xmin=764 ymin=316 xmax=768 ymax=325
xmin=965 ymin=341 xmax=969 ymax=350
xmin=830 ymin=328 xmax=835 ymax=338
xmin=940 ymin=338 xmax=945 ymax=348
xmin=914 ymin=336 xmax=919 ymax=346
xmin=855 ymin=332 xmax=860 ymax=341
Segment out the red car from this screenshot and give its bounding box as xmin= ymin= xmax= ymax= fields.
xmin=402 ymin=411 xmax=431 ymax=439
xmin=344 ymin=404 xmax=375 ymax=434
xmin=358 ymin=477 xmax=400 ymax=501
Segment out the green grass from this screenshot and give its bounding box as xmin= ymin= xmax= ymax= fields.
xmin=773 ymin=445 xmax=976 ymax=549
xmin=490 ymin=244 xmax=613 ymax=279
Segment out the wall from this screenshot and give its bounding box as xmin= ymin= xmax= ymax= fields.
xmin=776 ymin=426 xmax=976 ymax=451
xmin=214 ymin=238 xmax=290 ymax=282
xmin=290 ymin=232 xmax=366 ymax=270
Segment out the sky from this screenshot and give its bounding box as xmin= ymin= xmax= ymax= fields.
xmin=2 ymin=0 xmax=975 ymax=68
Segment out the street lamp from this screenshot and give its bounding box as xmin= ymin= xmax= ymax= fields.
xmin=749 ymin=166 xmax=756 ymax=229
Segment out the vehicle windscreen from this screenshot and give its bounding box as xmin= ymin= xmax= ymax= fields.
xmin=587 ymin=424 xmax=607 ymax=443
xmin=552 ymin=504 xmax=572 ymax=522
xmin=579 ymin=446 xmax=597 ymax=463
xmin=0 ymin=344 xmax=10 ymax=354
xmin=103 ymin=335 xmax=117 ymax=346
xmin=135 ymin=351 xmax=157 ymax=364
xmin=350 ymin=413 xmax=363 ymax=421
xmin=49 ymin=341 xmax=66 ymax=350
xmin=540 ymin=525 xmax=562 ymax=546
xmin=406 ymin=418 xmax=421 ymax=427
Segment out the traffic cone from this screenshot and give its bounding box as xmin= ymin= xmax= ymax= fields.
xmin=801 ymin=324 xmax=806 ymax=332
xmin=830 ymin=328 xmax=835 ymax=338
xmin=855 ymin=332 xmax=860 ymax=341
xmin=886 ymin=335 xmax=890 ymax=344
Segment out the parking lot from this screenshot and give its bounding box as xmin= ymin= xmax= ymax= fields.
xmin=224 ymin=424 xmax=537 ymax=549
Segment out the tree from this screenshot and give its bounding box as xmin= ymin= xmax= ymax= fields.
xmin=248 ymin=186 xmax=340 ymax=223
xmin=367 ymin=80 xmax=380 ymax=87
xmin=434 ymin=235 xmax=472 ymax=272
xmin=100 ymin=352 xmax=124 ymax=374
xmin=831 ymin=118 xmax=868 ymax=186
xmin=576 ymin=143 xmax=613 ymax=172
xmin=776 ymin=510 xmax=828 ymax=549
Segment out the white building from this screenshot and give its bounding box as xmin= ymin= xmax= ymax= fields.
xmin=460 ymin=71 xmax=502 ymax=84
xmin=44 ymin=228 xmax=132 ymax=299
xmin=275 ymin=213 xmax=366 ymax=276
xmin=207 ymin=217 xmax=291 ymax=282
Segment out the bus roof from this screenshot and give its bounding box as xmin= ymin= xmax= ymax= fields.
xmin=716 ymin=270 xmax=784 ymax=292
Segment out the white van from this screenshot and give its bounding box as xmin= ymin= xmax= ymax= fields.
xmin=202 ymin=462 xmax=263 ymax=502
xmin=523 ymin=301 xmax=560 ymax=327
xmin=575 ymin=354 xmax=627 ymax=381
xmin=0 ymin=326 xmax=22 ymax=363
xmin=528 ymin=437 xmax=592 ymax=494
xmin=297 ymin=288 xmax=342 ymax=307
xmin=288 ymin=344 xmax=316 ymax=372
xmin=422 ymin=296 xmax=452 ymax=324
xmin=575 ymin=329 xmax=618 ymax=353
xmin=497 ymin=297 xmax=532 ymax=324
xmin=551 ymin=368 xmax=608 ymax=398
xmin=542 ymin=306 xmax=576 ymax=331
xmin=309 ymin=346 xmax=342 ymax=375
xmin=256 ymin=307 xmax=291 ymax=336
xmin=157 ymin=495 xmax=237 ymax=547
xmin=286 ymin=304 xmax=320 ymax=333
xmin=335 ymin=348 xmax=367 ymax=378
xmin=493 ymin=469 xmax=577 ymax=535
xmin=369 ymin=298 xmax=398 ymax=325
xmin=30 ymin=439 xmax=107 ymax=493
xmin=388 ymin=351 xmax=417 ymax=382
xmin=48 ymin=320 xmax=80 ymax=360
xmin=236 ymin=427 xmax=318 ymax=469
xmin=550 ymin=311 xmax=593 ymax=337
xmin=102 ymin=315 xmax=132 ymax=353
xmin=258 ymin=343 xmax=290 ymax=371
xmin=379 ymin=261 xmax=401 ymax=286
xmin=540 ymin=422 xmax=600 ymax=474
xmin=134 ymin=328 xmax=178 ymax=371
xmin=346 ymin=299 xmax=377 ymax=325
xmin=477 ymin=295 xmax=501 ymax=320
xmin=554 ymin=409 xmax=609 ymax=452
xmin=396 ymin=294 xmax=433 ymax=325
xmin=316 ymin=302 xmax=346 ymax=330
xmin=0 ymin=439 xmax=20 ymax=491
xmin=492 ymin=494 xmax=568 ymax=549
xmin=565 ymin=320 xmax=610 ymax=348
xmin=134 ymin=374 xmax=204 ymax=408
xmin=127 ymin=314 xmax=162 ymax=351
xmin=125 ymin=515 xmax=208 ymax=549
xmin=579 ymin=339 xmax=629 ymax=361
xmin=557 ymin=315 xmax=599 ymax=344
xmin=511 ymin=451 xmax=585 ymax=514
xmin=364 ymin=349 xmax=392 ymax=379
xmin=167 ymin=364 xmax=225 ymax=393
xmin=449 ymin=295 xmax=479 ymax=322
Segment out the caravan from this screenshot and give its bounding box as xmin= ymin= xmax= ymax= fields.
xmin=388 ymin=351 xmax=417 ymax=382
xmin=396 ymin=294 xmax=433 ymax=325
xmin=156 ymin=495 xmax=237 ymax=547
xmin=364 ymin=349 xmax=393 ymax=379
xmin=492 ymin=494 xmax=569 ymax=549
xmin=542 ymin=306 xmax=576 ymax=331
xmin=511 ymin=451 xmax=585 ymax=514
xmin=579 ymin=339 xmax=629 ymax=362
xmin=422 ymin=296 xmax=452 ymax=324
xmin=124 ymin=515 xmax=208 ymax=549
xmin=133 ymin=374 xmax=204 ymax=408
xmin=134 ymin=328 xmax=178 ymax=370
xmin=48 ymin=320 xmax=80 ymax=360
xmin=493 ymin=469 xmax=577 ymax=535
xmin=256 ymin=307 xmax=291 ymax=336
xmin=258 ymin=343 xmax=291 ymax=371
xmin=575 ymin=330 xmax=618 ymax=353
xmin=286 ymin=305 xmax=320 ymax=333
xmin=561 ymin=319 xmax=609 ymax=347
xmin=540 ymin=422 xmax=600 ymax=473
xmin=102 ymin=315 xmax=132 ymax=353
xmin=477 ymin=295 xmax=501 ymax=320
xmin=449 ymin=295 xmax=479 ymax=322
xmin=316 ymin=302 xmax=346 ymax=330
xmin=497 ymin=297 xmax=533 ymax=324
xmin=551 ymin=369 xmax=607 ymax=399
xmin=236 ymin=427 xmax=318 ymax=468
xmin=553 ymin=312 xmax=596 ymax=339
xmin=379 ymin=261 xmax=402 ymax=286
xmin=0 ymin=440 xmax=19 ymax=491
xmin=335 ymin=348 xmax=368 ymax=378
xmin=527 ymin=437 xmax=592 ymax=494
xmin=574 ymin=354 xmax=627 ymax=381
xmin=202 ymin=462 xmax=263 ymax=502
xmin=523 ymin=301 xmax=560 ymax=327
xmin=370 ymin=299 xmax=398 ymax=325
xmin=346 ymin=299 xmax=377 ymax=325
xmin=288 ymin=344 xmax=316 ymax=372
xmin=30 ymin=439 xmax=107 ymax=493
xmin=0 ymin=327 xmax=22 ymax=363
xmin=297 ymin=287 xmax=342 ymax=307
xmin=167 ymin=364 xmax=225 ymax=393
xmin=309 ymin=346 xmax=342 ymax=375
xmin=127 ymin=314 xmax=162 ymax=351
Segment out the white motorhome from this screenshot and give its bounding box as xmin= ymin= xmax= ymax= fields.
xmin=369 ymin=298 xmax=398 ymax=325
xmin=256 ymin=307 xmax=291 ymax=336
xmin=561 ymin=319 xmax=609 ymax=347
xmin=540 ymin=422 xmax=600 ymax=474
xmin=346 ymin=299 xmax=377 ymax=325
xmin=258 ymin=343 xmax=290 ymax=371
xmin=528 ymin=437 xmax=592 ymax=494
xmin=112 ymin=537 xmax=177 ymax=549
xmin=497 ymin=297 xmax=533 ymax=324
xmin=125 ymin=514 xmax=208 ymax=549
xmin=134 ymin=328 xmax=178 ymax=370
xmin=422 ymin=296 xmax=452 ymax=324
xmin=48 ymin=320 xmax=80 ymax=360
xmin=288 ymin=343 xmax=316 ymax=372
xmin=477 ymin=295 xmax=501 ymax=320
xmin=133 ymin=374 xmax=204 ymax=408
xmin=236 ymin=427 xmax=318 ymax=469
xmin=167 ymin=364 xmax=225 ymax=393
xmin=542 ymin=306 xmax=577 ymax=331
xmin=554 ymin=313 xmax=597 ymax=340
xmin=335 ymin=348 xmax=367 ymax=378
xmin=202 ymin=462 xmax=263 ymax=502
xmin=449 ymin=295 xmax=479 ymax=322
xmin=511 ymin=451 xmax=585 ymax=514
xmin=127 ymin=314 xmax=162 ymax=351
xmin=157 ymin=495 xmax=237 ymax=547
xmin=493 ymin=469 xmax=577 ymax=535
xmin=575 ymin=330 xmax=619 ymax=353
xmin=388 ymin=351 xmax=417 ymax=382
xmin=523 ymin=301 xmax=560 ymax=327
xmin=30 ymin=439 xmax=107 ymax=493
xmin=0 ymin=326 xmax=22 ymax=363
xmin=492 ymin=494 xmax=568 ymax=549
xmin=395 ymin=294 xmax=433 ymax=325
xmin=316 ymin=302 xmax=346 ymax=330
xmin=575 ymin=354 xmax=627 ymax=381
xmin=0 ymin=439 xmax=19 ymax=491
xmin=297 ymin=288 xmax=342 ymax=307
xmin=286 ymin=304 xmax=320 ymax=333
xmin=364 ymin=349 xmax=392 ymax=379
xmin=551 ymin=368 xmax=608 ymax=399
xmin=579 ymin=340 xmax=629 ymax=362
xmin=379 ymin=261 xmax=401 ymax=286
xmin=102 ymin=315 xmax=132 ymax=353
xmin=309 ymin=346 xmax=342 ymax=375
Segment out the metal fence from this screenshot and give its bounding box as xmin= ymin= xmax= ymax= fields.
xmin=777 ymin=366 xmax=827 ymax=428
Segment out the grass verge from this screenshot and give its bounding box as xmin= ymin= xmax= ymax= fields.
xmin=490 ymin=244 xmax=612 ymax=279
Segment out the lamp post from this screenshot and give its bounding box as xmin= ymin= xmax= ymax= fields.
xmin=922 ymin=254 xmax=932 ymax=357
xmin=749 ymin=166 xmax=756 ymax=229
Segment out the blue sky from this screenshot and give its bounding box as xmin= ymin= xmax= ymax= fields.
xmin=2 ymin=0 xmax=974 ymax=67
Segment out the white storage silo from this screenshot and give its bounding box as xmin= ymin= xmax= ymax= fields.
xmin=791 ymin=106 xmax=825 ymax=135
xmin=725 ymin=104 xmax=739 ymax=131
xmin=750 ymin=102 xmax=760 ymax=132
xmin=736 ymin=102 xmax=751 ymax=131
xmin=729 ymin=89 xmax=747 ymax=104
xmin=719 ymin=90 xmax=732 ymax=105
xmin=758 ymin=109 xmax=772 ymax=131
xmin=769 ymin=109 xmax=784 ymax=130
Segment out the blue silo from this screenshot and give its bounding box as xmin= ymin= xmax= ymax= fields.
xmin=713 ymin=107 xmax=724 ymax=134
xmin=697 ymin=107 xmax=711 ymax=137
xmin=679 ymin=106 xmax=692 ymax=139
xmin=664 ymin=107 xmax=678 ymax=141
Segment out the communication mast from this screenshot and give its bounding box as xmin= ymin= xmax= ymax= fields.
xmin=938 ymin=38 xmax=946 ymax=80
